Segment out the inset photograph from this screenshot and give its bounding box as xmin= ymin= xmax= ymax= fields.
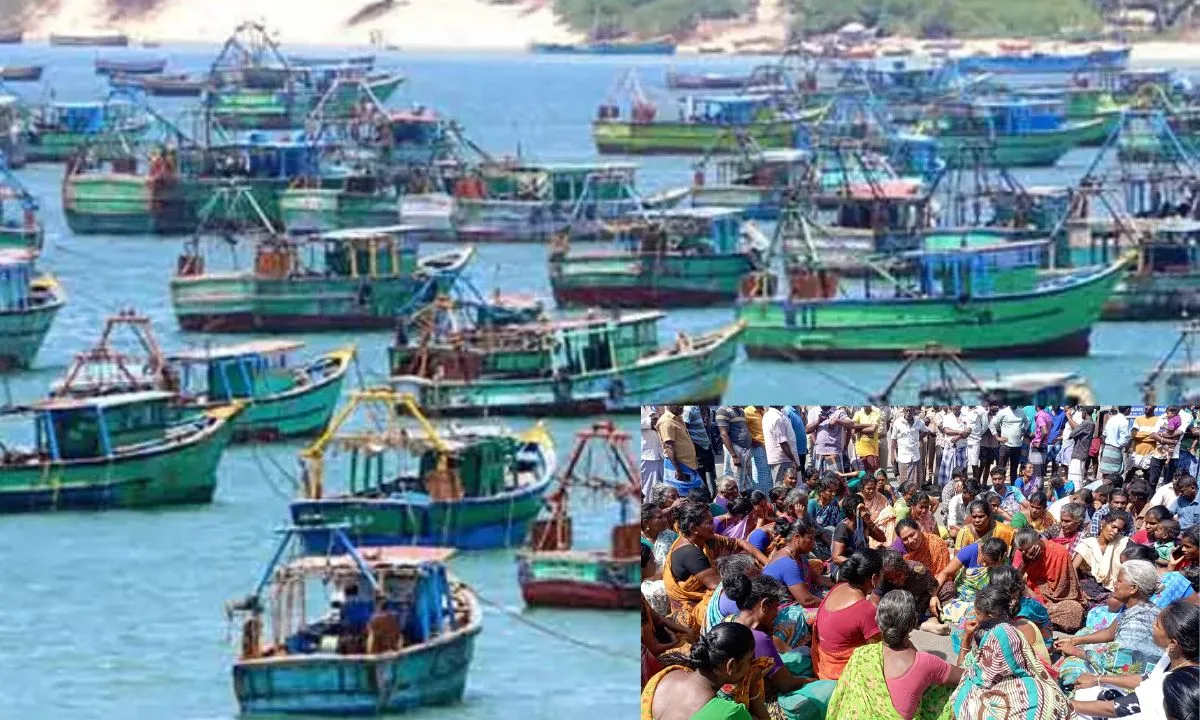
xmin=640 ymin=404 xmax=1198 ymax=720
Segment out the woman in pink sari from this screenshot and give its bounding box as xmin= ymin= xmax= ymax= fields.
xmin=716 ymin=491 xmax=772 ymax=542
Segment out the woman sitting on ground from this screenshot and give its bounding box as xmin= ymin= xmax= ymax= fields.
xmin=906 ymin=492 xmax=942 ymax=538
xmin=812 ymin=549 xmax=884 ymax=681
xmin=704 ymin=554 xmax=761 ymax=634
xmin=726 ymin=574 xmax=836 ymax=720
xmin=1055 ymin=559 xmax=1166 ymax=686
xmin=716 ymin=492 xmax=772 ymax=543
xmin=1025 ymin=491 xmax=1061 ymax=539
xmin=1131 ymin=504 xmax=1171 ymax=546
xmin=1050 ymin=501 xmax=1088 ymax=557
xmin=892 ymin=518 xmax=949 ymax=576
xmin=859 ymin=473 xmax=895 ymax=547
xmin=641 ymin=621 xmax=766 ymax=720
xmin=664 ymin=502 xmax=770 ymax=632
xmin=949 ymin=563 xmax=1054 ymax=669
xmin=763 ymin=518 xmax=831 ymax=616
xmin=1163 ymin=664 xmax=1200 ymax=720
xmin=1071 ymin=600 xmax=1198 ymax=719
xmin=953 ymin=585 xmax=1072 ymax=720
xmin=829 ymin=494 xmax=886 ymax=581
xmin=1075 ymin=511 xmax=1133 ymax=604
xmin=642 ymin=503 xmax=678 ymax=570
xmin=825 ymin=590 xmax=960 ymax=720
xmin=953 ymin=498 xmax=1015 ymax=551
xmin=1013 ymin=525 xmax=1088 ymax=633
xmin=929 ymin=536 xmax=1009 ymax=628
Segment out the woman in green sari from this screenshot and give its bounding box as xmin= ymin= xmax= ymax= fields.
xmin=825 ymin=590 xmax=957 ymax=720
xmin=928 ymin=537 xmax=1008 ymax=629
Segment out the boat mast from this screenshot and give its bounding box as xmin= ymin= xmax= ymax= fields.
xmin=1141 ymin=320 xmax=1200 ymax=407
xmin=870 ymin=343 xmax=988 ymax=405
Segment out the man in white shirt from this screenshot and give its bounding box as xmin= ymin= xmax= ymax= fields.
xmin=762 ymin=406 xmax=801 ymax=487
xmin=938 ymin=407 xmax=969 ymax=489
xmin=640 ymin=405 xmax=663 ymax=498
xmin=890 ymin=407 xmax=932 ymax=487
xmin=1099 ymin=406 xmax=1132 ymax=478
xmin=989 ymin=405 xmax=1026 ymax=483
xmin=1169 ymin=407 xmax=1193 ymax=486
xmin=964 ymin=405 xmax=987 ymax=475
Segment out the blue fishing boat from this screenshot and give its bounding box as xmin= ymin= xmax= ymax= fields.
xmin=531 ymin=37 xmax=676 ymax=55
xmin=954 ymin=46 xmax=1130 ymax=74
xmin=228 ymin=522 xmax=481 ymax=715
xmin=0 ymin=250 xmax=63 ymax=369
xmin=289 ymin=389 xmax=555 ymax=551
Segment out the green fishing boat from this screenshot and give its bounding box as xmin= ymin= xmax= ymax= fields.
xmin=0 ymin=251 xmax=63 ymax=369
xmin=0 ymin=95 xmax=27 ymax=167
xmin=738 ymin=239 xmax=1131 ymax=360
xmin=51 ymin=311 xmax=353 ymax=442
xmin=171 ymin=224 xmax=473 ymax=332
xmin=0 ymin=155 xmax=42 ymax=252
xmin=63 ymin=136 xmax=331 ymax=235
xmin=25 ymin=100 xmax=147 ymax=163
xmin=289 ymin=388 xmax=556 ymax=550
xmin=1021 ymin=88 xmax=1124 ymax=146
xmin=389 ymin=305 xmax=743 ymax=415
xmin=548 ymin=207 xmax=765 ymax=308
xmin=1116 ymin=107 xmax=1200 ymax=163
xmin=0 ymin=391 xmax=241 ymax=512
xmin=926 ymin=99 xmax=1107 ymax=167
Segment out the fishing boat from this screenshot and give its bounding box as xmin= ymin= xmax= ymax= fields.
xmin=287 ymin=54 xmax=376 ymax=67
xmin=25 ymin=99 xmax=148 ymax=163
xmin=140 ymin=73 xmax=208 ymax=97
xmin=389 ymin=305 xmax=743 ymax=415
xmin=51 ymin=311 xmax=353 ymax=443
xmin=1141 ymin=321 xmax=1200 ymax=406
xmin=592 ymin=70 xmax=819 ymax=155
xmin=0 ymin=390 xmax=241 ymax=512
xmin=925 ymin=99 xmax=1108 ymax=167
xmin=531 ymin=37 xmax=676 ymax=55
xmin=49 ymin=32 xmax=129 ymax=46
xmin=664 ymin=67 xmax=784 ymax=91
xmin=171 ymin=222 xmax=473 ymax=332
xmin=64 ymin=134 xmax=337 ymax=235
xmin=227 ymin=523 xmax=481 ymax=715
xmin=954 ymin=45 xmax=1130 ymax=74
xmin=737 ymin=240 xmax=1131 ymax=360
xmin=0 ymin=66 xmax=41 ymax=82
xmin=0 ymin=251 xmax=62 ymax=369
xmin=1019 ymin=87 xmax=1125 ymax=146
xmin=94 ymin=57 xmax=167 ymax=75
xmin=1091 ymin=218 xmax=1200 ymax=321
xmin=0 ymin=156 xmax=42 ymax=252
xmin=517 ymin=421 xmax=642 ymax=610
xmin=0 ymin=30 xmax=22 ymax=44
xmin=548 ymin=206 xmax=766 ymax=308
xmin=450 ymin=161 xmax=686 ymax=243
xmin=689 ymin=148 xmax=814 ymax=220
xmin=288 ymin=388 xmax=555 ymax=550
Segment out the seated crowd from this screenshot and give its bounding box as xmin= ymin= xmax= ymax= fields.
xmin=640 ymin=404 xmax=1200 ymax=720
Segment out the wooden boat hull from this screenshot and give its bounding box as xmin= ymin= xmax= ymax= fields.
xmin=517 ymin=551 xmax=640 ymax=609
xmin=170 ymin=250 xmax=471 ymax=333
xmin=63 ymin=174 xmax=289 ymax=235
xmin=452 ymin=189 xmax=688 ymax=243
xmin=234 ymin=583 xmax=480 ymax=715
xmin=389 ymin=321 xmax=742 ymax=416
xmin=549 ymin=252 xmax=758 ymax=308
xmin=0 ymin=30 xmax=23 ymax=44
xmin=0 ymin=290 xmax=62 ymax=369
xmin=0 ymin=66 xmax=41 ymax=81
xmin=142 ymin=77 xmax=206 ymax=97
xmin=0 ymin=224 xmax=42 ymax=253
xmin=737 ymin=260 xmax=1129 ymax=360
xmin=27 ymin=121 xmax=149 ymax=163
xmin=278 ymin=188 xmax=400 ymax=234
xmin=936 ymin=118 xmax=1107 ymax=168
xmin=95 ymin=59 xmax=167 ymax=75
xmin=593 ymin=119 xmax=803 ymax=155
xmin=0 ymin=409 xmax=238 ymax=512
xmin=189 ymin=348 xmax=352 ymax=442
xmin=50 ymin=33 xmax=129 ymax=46
xmin=290 ymin=475 xmax=553 ymax=550
xmin=1102 ymin=273 xmax=1200 ymax=321
xmin=956 ymin=47 xmax=1130 ymax=74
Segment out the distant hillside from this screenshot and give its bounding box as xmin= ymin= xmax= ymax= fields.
xmin=551 ymin=0 xmax=753 ymax=38
xmin=785 ymin=0 xmax=1104 ymax=39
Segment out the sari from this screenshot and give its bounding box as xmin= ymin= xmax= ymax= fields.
xmin=1075 ymin=536 xmax=1129 ymax=590
xmin=954 ymin=520 xmax=1015 ymax=551
xmin=1020 ymin=540 xmax=1086 ymax=633
xmin=903 ymin=532 xmax=949 ymax=576
xmin=953 ymin=622 xmax=1071 ymax=720
xmin=811 ymin=592 xmax=876 ymax=681
xmin=938 ymin=566 xmax=989 ymax=625
xmin=641 ymin=662 xmax=770 ymax=720
xmin=703 ymin=585 xmax=813 ymax=651
xmin=1080 ymin=571 xmax=1195 ymax=631
xmin=1048 ymin=530 xmax=1082 ymax=557
xmin=663 ymin=535 xmax=737 ymax=631
xmin=811 ymin=499 xmax=841 ymax=529
xmin=650 ymin=530 xmax=678 ymax=568
xmin=864 ymin=493 xmax=893 ymax=548
xmin=824 ymin=643 xmax=954 ymax=720
xmin=950 ymin=595 xmax=1054 ymax=659
xmin=717 ymin=515 xmax=754 ymax=542
xmin=1056 ymin=602 xmax=1164 ymax=686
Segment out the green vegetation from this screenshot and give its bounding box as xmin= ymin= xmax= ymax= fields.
xmin=786 ymin=0 xmax=1104 ymax=38
xmin=552 ymin=0 xmax=752 ymax=38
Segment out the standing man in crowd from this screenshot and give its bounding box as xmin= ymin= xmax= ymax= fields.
xmin=891 ymin=406 xmax=932 ymax=486
xmin=990 ymin=404 xmax=1026 ymax=482
xmin=657 ymin=405 xmax=701 ymax=492
xmin=743 ymin=406 xmax=772 ymax=493
xmin=715 ymin=404 xmax=752 ymax=492
xmin=640 ymin=405 xmax=662 ymax=498
xmin=682 ymin=405 xmax=717 ymax=494
xmin=762 ymin=405 xmax=801 ymax=487
xmin=813 ymin=406 xmax=856 ymax=473
xmin=853 ymin=405 xmax=882 ymax=474
xmin=1100 ymin=406 xmax=1131 ymax=480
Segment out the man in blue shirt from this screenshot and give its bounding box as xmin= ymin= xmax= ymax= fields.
xmin=1176 ymin=476 xmax=1200 ymax=530
xmin=683 ymin=406 xmax=716 ymax=494
xmin=1046 ymin=406 xmax=1068 ymax=477
xmin=784 ymin=405 xmax=814 ymax=473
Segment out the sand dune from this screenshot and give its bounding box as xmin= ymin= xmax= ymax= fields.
xmin=30 ymin=0 xmax=581 ymax=49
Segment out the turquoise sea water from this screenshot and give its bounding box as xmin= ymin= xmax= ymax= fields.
xmin=0 ymin=42 xmax=1186 ymax=718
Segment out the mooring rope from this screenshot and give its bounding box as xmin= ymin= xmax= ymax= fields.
xmin=471 ymin=590 xmax=635 ymax=663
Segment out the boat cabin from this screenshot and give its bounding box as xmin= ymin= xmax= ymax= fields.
xmin=708 ymin=148 xmax=813 ymax=188
xmin=607 ymin=207 xmax=746 ymax=255
xmin=895 ymin=239 xmax=1045 ymax=298
xmin=34 ymin=101 xmax=137 ymax=134
xmin=1138 ymin=219 xmax=1200 ymax=275
xmin=938 ymin=99 xmax=1067 ymax=136
xmin=182 ymin=133 xmax=324 ymax=181
xmin=168 ymin=340 xmax=305 ymax=402
xmin=32 ymin=390 xmax=175 ymax=461
xmin=457 ymin=162 xmax=639 ymax=205
xmin=385 ymin=108 xmax=445 ymax=164
xmin=236 ymin=525 xmax=462 ymax=659
xmin=681 ymin=94 xmax=776 ymax=125
xmin=254 ymin=225 xmax=421 ymax=280
xmin=0 ymin=251 xmax=48 ymax=309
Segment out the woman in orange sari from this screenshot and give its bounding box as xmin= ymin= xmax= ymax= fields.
xmin=663 ymin=502 xmax=770 ymax=632
xmin=1013 ymin=526 xmax=1087 ymax=633
xmin=812 ymin=548 xmax=884 ymax=680
xmin=893 ymin=518 xmax=950 ymax=576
